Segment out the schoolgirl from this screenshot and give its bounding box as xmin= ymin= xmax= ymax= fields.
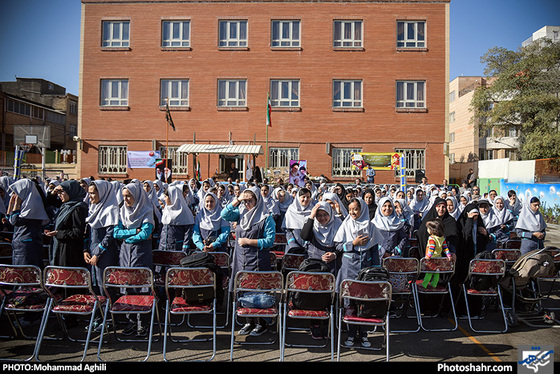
xmin=282 ymin=188 xmax=313 ymax=253
xmin=158 ymin=184 xmax=195 ymax=252
xmin=371 ymin=197 xmax=409 ymax=260
xmin=192 ymin=192 xmax=230 ymax=252
xmin=515 ymin=196 xmax=546 ymax=255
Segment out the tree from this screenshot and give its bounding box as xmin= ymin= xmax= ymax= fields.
xmin=470 ymin=39 xmax=560 ymax=160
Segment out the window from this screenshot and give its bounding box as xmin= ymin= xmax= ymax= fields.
xmin=217 ymin=79 xmax=247 ymax=107
xmin=333 ymin=20 xmax=362 ymax=48
xmin=219 ymin=20 xmax=247 ymax=48
xmin=449 ymin=111 xmax=456 ymax=123
xmin=333 ymin=80 xmax=362 ymax=108
xmin=449 ymin=153 xmax=455 ymax=163
xmin=269 ymin=147 xmax=299 ymax=168
xmin=449 ymin=90 xmax=456 ymax=103
xmin=101 ymin=79 xmax=129 ymax=107
xmin=161 ymin=79 xmax=189 ymax=107
xmin=270 ymin=80 xmax=299 ymax=108
xmin=6 ymin=99 xmax=31 ymax=116
xmin=449 ymin=132 xmax=455 ymax=143
xmin=396 ymin=81 xmax=425 ymax=109
xmin=332 ymin=148 xmax=361 ymax=178
xmin=102 ymin=21 xmax=130 ymax=48
xmin=395 ymin=148 xmax=425 ymax=178
xmin=99 ymin=145 xmax=127 ymax=174
xmin=271 ymin=20 xmax=300 ymax=48
xmin=397 ymin=21 xmax=426 ymax=48
xmin=159 ymin=146 xmax=189 ymax=175
xmin=162 ymin=20 xmax=190 ymax=48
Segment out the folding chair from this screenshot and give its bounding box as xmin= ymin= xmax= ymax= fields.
xmin=462 ymin=259 xmax=508 ymax=333
xmin=503 ymin=239 xmax=522 ymax=250
xmin=493 ymin=249 xmax=521 ymax=266
xmin=280 ymin=252 xmax=306 ymax=276
xmin=281 ymin=271 xmax=336 ymax=361
xmin=382 ymin=257 xmax=421 ymax=332
xmin=413 ymin=257 xmax=458 ymax=332
xmin=0 ymin=242 xmax=12 ymax=264
xmin=97 ymin=266 xmax=161 ymax=362
xmin=534 ymin=247 xmax=560 ymax=313
xmin=163 ymin=267 xmax=217 ymax=362
xmin=230 ymin=270 xmax=284 ymax=361
xmin=0 ymin=264 xmax=51 ymax=361
xmin=336 ymin=279 xmax=392 ymax=362
xmin=35 ymin=266 xmax=107 ymax=361
xmin=152 ymin=250 xmax=187 ymax=286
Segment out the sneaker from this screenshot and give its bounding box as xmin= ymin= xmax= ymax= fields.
xmin=250 ymin=324 xmax=267 ymax=336
xmin=360 ymin=336 xmax=371 ymax=348
xmin=344 ymin=336 xmax=355 ymax=347
xmin=136 ymin=325 xmax=148 ymax=337
xmin=121 ymin=322 xmax=137 ymax=336
xmin=238 ymin=322 xmax=254 ymax=335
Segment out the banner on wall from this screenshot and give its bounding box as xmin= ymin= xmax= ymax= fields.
xmin=127 ymin=151 xmax=160 ymax=169
xmin=351 ymin=153 xmax=401 ymax=171
xmin=289 ymin=160 xmax=307 ymax=187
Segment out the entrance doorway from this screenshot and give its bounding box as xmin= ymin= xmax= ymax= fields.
xmin=220 ymin=155 xmax=244 ymax=181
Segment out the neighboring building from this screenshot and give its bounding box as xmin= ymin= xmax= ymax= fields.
xmin=79 ymin=0 xmax=451 ymax=183
xmin=448 ymin=76 xmax=520 ymax=168
xmin=522 ymin=25 xmax=560 ymax=47
xmin=0 ymin=78 xmax=78 ymax=166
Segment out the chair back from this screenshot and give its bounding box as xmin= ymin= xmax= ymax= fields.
xmin=153 ymin=250 xmax=187 ymax=267
xmin=281 ymin=253 xmax=306 ymax=272
xmin=103 ymin=266 xmax=155 ymax=294
xmin=233 ymin=271 xmax=283 ymax=293
xmin=209 ymin=252 xmax=230 ymax=268
xmin=419 ymin=257 xmax=454 ymax=275
xmin=504 ymin=239 xmax=521 ymax=249
xmin=0 ymin=264 xmax=42 ymax=287
xmin=492 ymin=249 xmax=521 ymax=264
xmin=468 ymin=259 xmax=506 ymax=277
xmin=382 ymin=257 xmax=419 ymax=295
xmin=44 ymin=266 xmax=92 ymax=289
xmin=339 ymin=279 xmax=392 ymax=304
xmin=286 ymin=271 xmax=335 ymax=293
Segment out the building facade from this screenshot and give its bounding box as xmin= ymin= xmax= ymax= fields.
xmin=79 ymin=0 xmax=450 ymax=183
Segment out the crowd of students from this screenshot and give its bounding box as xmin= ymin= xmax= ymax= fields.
xmin=0 ymin=172 xmax=548 ymax=346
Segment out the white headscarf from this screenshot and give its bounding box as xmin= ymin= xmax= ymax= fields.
xmin=321 ymin=192 xmax=348 ymax=217
xmin=271 ymin=187 xmax=293 ymax=213
xmin=312 ymin=201 xmax=342 ymax=247
xmin=334 ymin=197 xmax=377 ymax=251
xmin=445 ymin=196 xmax=461 ymax=220
xmin=282 ymin=189 xmax=313 ymax=230
xmin=515 ymin=196 xmax=547 ymax=232
xmin=120 ymin=182 xmax=155 ymax=229
xmin=492 ymin=196 xmax=514 ymax=225
xmin=86 ymin=180 xmax=119 ymax=229
xmin=143 ymin=180 xmax=162 ymax=221
xmin=196 ymin=192 xmax=228 ymax=232
xmin=478 ymin=199 xmax=501 ymax=229
xmin=161 ymin=185 xmax=194 ymax=226
xmin=409 ymin=188 xmax=429 ymax=214
xmin=239 ymin=186 xmax=269 ymax=231
xmin=8 ymin=179 xmax=50 ymax=224
xmin=371 ymin=197 xmax=405 ymax=232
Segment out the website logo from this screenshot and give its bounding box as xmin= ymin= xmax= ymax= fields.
xmin=518 ymin=346 xmax=554 ymax=374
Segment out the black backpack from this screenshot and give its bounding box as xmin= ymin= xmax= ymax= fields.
xmin=290 ymin=258 xmax=332 ymax=311
xmin=354 ymin=266 xmax=390 ymax=318
xmin=179 ymin=252 xmax=224 ymax=304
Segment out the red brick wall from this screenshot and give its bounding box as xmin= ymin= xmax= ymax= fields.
xmin=80 ymin=0 xmax=449 ymax=183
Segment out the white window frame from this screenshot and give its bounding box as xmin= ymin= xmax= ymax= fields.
xmin=159 ymin=146 xmax=189 ymax=175
xmin=100 ymin=79 xmax=129 ymax=107
xmin=271 ymin=20 xmax=301 ymax=48
xmin=397 ymin=20 xmax=426 ymax=48
xmin=396 ymin=80 xmax=425 ymax=109
xmin=219 ymin=20 xmax=248 ymax=48
xmin=333 ymin=20 xmax=362 ymax=48
xmin=217 ymin=79 xmax=247 ymax=107
xmin=395 ymin=148 xmax=425 ymax=178
xmin=269 ymin=147 xmax=299 ymax=169
xmin=162 ymin=20 xmax=191 ymax=48
xmin=102 ymin=20 xmax=130 ymax=48
xmin=333 ymin=80 xmax=362 ymax=108
xmin=270 ymin=80 xmax=300 ymax=108
xmin=332 ymin=148 xmax=362 ymax=178
xmin=98 ymin=145 xmax=127 ymax=174
xmin=161 ymin=79 xmax=189 ymax=107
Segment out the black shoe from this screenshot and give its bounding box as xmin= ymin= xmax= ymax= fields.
xmin=121 ymin=322 xmax=137 ymax=336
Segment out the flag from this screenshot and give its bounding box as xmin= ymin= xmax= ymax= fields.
xmin=165 ymin=103 xmax=176 ymax=131
xmin=266 ymin=92 xmax=272 ymax=127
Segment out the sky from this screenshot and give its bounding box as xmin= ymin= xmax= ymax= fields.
xmin=0 ymin=0 xmax=559 ymax=96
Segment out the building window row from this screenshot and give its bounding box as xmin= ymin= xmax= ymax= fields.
xmin=100 ymin=78 xmax=427 ymax=110
xmin=101 ymin=19 xmax=426 ymax=50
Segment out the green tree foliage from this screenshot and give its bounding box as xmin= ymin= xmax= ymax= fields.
xmin=470 ymin=39 xmax=560 ymax=160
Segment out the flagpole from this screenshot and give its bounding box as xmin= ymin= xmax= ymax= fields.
xmin=166 ymin=97 xmax=169 ymax=170
xmin=266 ymin=92 xmax=269 ymax=171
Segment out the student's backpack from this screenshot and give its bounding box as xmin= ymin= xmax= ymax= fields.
xmin=290 ymin=258 xmax=332 ymax=311
xmin=354 ymin=267 xmax=390 ymax=318
xmin=179 ymin=251 xmax=224 ymax=304
xmin=499 ymin=248 xmax=555 ymax=291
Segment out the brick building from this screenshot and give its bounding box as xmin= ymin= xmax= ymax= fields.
xmin=79 ymin=0 xmax=450 ymax=184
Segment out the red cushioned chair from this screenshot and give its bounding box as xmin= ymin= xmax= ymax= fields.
xmin=280 ymin=252 xmax=306 ymax=276
xmin=461 ymin=258 xmax=508 ymax=333
xmin=382 ymin=257 xmax=421 ymax=333
xmin=336 ymin=279 xmax=392 ymax=362
xmin=0 ymin=264 xmax=50 ymax=361
xmin=35 ymin=266 xmax=107 ymax=361
xmin=229 ymin=270 xmax=284 ymax=361
xmin=96 ymin=266 xmax=161 ymax=362
xmin=281 ymin=271 xmax=336 ymax=361
xmin=163 ymin=266 xmax=217 ymax=362
xmin=413 ymin=257 xmax=458 ymax=332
